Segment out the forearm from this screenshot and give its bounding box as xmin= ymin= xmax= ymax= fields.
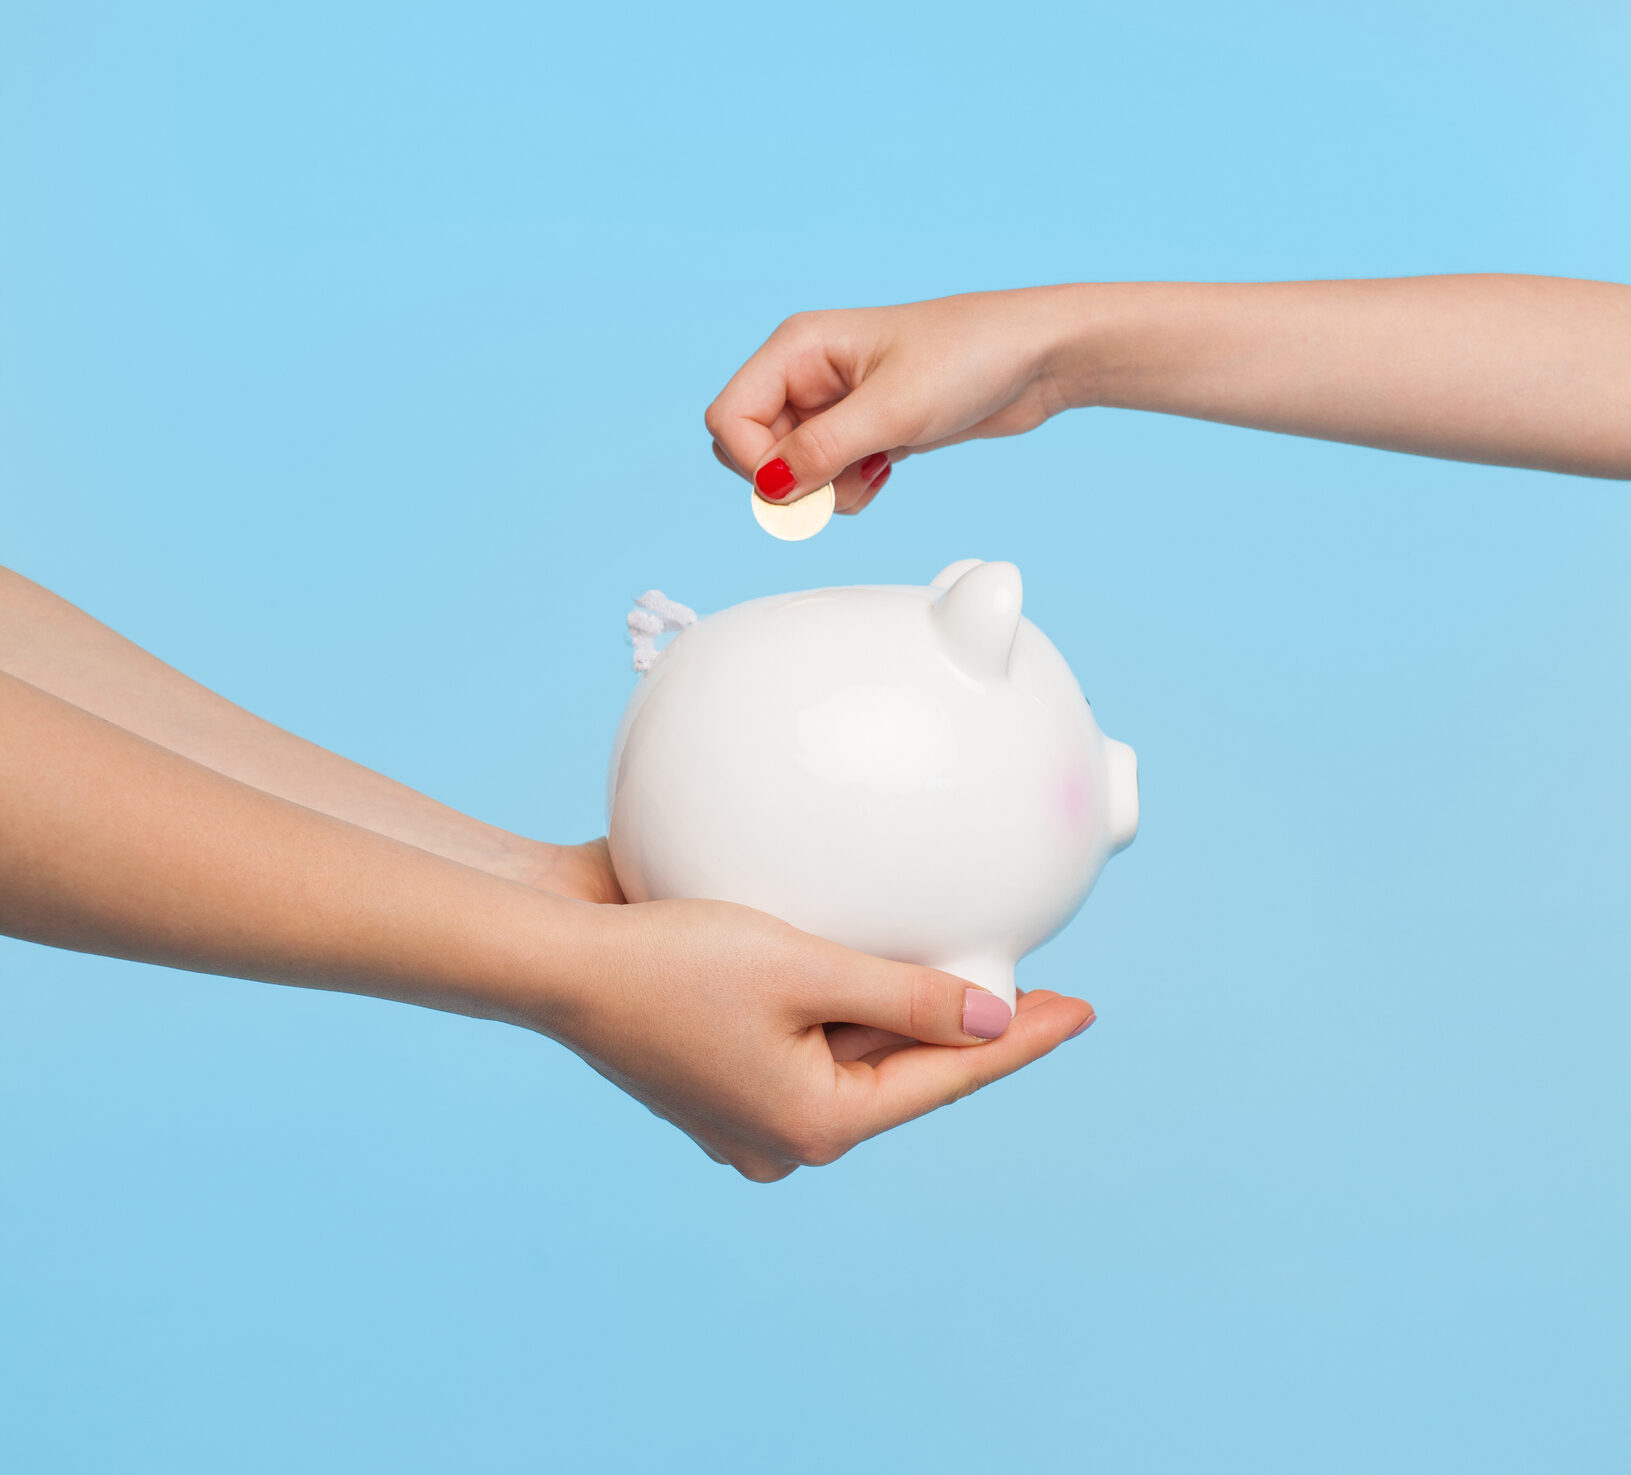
xmin=0 ymin=567 xmax=559 ymax=886
xmin=1053 ymin=275 xmax=1631 ymax=478
xmin=0 ymin=669 xmax=598 ymax=1027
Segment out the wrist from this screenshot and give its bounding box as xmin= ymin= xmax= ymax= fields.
xmin=499 ymin=836 xmax=625 ymax=904
xmin=1034 ymin=282 xmax=1121 ymax=411
xmin=448 ymin=884 xmax=620 ymax=1040
xmin=483 ymin=832 xmax=566 ymax=888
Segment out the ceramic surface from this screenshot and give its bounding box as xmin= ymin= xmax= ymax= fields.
xmin=606 ymin=559 xmax=1137 ymax=1007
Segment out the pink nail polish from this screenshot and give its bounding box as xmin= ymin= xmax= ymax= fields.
xmin=963 ymin=988 xmax=1011 ymax=1040
xmin=1067 ymin=1009 xmax=1097 ymax=1039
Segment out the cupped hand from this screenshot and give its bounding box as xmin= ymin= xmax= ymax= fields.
xmin=704 ymin=287 xmax=1086 ymax=515
xmin=538 ymin=897 xmax=1095 ymax=1182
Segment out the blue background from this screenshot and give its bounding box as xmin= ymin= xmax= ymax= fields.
xmin=3 ymin=1 xmax=1628 ymax=1469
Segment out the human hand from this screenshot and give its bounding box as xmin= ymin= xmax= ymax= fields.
xmin=705 ymin=287 xmax=1085 ymax=515
xmin=535 ymin=897 xmax=1095 ymax=1182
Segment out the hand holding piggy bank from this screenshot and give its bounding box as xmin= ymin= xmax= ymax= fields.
xmin=607 ymin=559 xmax=1137 ymax=1008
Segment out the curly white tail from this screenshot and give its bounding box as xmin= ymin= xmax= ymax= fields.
xmin=627 ymin=590 xmax=697 ymax=673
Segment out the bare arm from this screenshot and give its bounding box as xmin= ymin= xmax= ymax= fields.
xmin=705 ymin=275 xmax=1631 ymax=511
xmin=0 ymin=566 xmax=613 ymax=899
xmin=1064 ymin=275 xmax=1631 ymax=479
xmin=0 ymin=667 xmax=580 ymax=1018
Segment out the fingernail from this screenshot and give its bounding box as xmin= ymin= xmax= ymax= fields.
xmin=858 ymin=452 xmax=889 ymax=481
xmin=1067 ymin=1009 xmax=1097 ymax=1039
xmin=962 ymin=987 xmax=1011 ymax=1040
xmin=754 ymin=458 xmax=796 ymax=500
xmin=868 ymin=464 xmax=892 ymax=491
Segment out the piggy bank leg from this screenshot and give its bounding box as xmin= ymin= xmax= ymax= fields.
xmin=939 ymin=957 xmax=1017 ymax=1013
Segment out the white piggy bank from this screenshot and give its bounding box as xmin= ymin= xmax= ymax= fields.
xmin=606 ymin=559 xmax=1138 ymax=1008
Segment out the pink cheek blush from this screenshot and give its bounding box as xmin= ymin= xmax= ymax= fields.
xmin=1060 ymin=774 xmax=1094 ymax=827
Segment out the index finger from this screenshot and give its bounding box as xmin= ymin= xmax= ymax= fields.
xmin=703 ymin=318 xmax=849 ymax=481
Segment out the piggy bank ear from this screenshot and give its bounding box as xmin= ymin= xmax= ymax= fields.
xmin=931 ymin=558 xmax=984 ymax=589
xmin=933 ymin=560 xmax=1023 ymax=679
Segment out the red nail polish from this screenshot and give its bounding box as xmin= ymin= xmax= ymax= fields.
xmin=754 ymin=458 xmax=796 ymax=500
xmin=858 ymin=453 xmax=888 ymax=481
xmin=868 ymin=464 xmax=892 ymax=491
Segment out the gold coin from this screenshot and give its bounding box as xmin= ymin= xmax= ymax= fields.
xmin=750 ymin=481 xmax=835 ymax=541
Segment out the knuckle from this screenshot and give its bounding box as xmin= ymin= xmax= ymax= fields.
xmin=703 ymin=400 xmax=726 ymax=436
xmin=794 ymin=415 xmax=843 ymax=473
xmin=734 ymin=1157 xmax=796 ymax=1185
xmin=942 ymin=1074 xmax=985 ymax=1110
xmin=770 ymin=1102 xmax=848 ymax=1168
xmin=776 ymin=308 xmax=842 ymax=352
xmin=906 ymin=967 xmax=952 ymax=1040
xmin=898 ymin=405 xmax=940 ymax=450
xmin=796 ymin=1128 xmax=848 ymax=1168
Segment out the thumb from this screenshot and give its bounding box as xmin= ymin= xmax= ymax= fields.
xmin=800 ymin=950 xmax=1014 ymax=1045
xmin=753 ymin=386 xmax=893 ymax=506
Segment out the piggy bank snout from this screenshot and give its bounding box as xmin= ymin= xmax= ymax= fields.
xmin=1104 ymin=738 xmax=1139 ymax=854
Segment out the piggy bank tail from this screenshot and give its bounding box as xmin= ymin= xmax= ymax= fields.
xmin=627 ymin=590 xmax=697 ymax=673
